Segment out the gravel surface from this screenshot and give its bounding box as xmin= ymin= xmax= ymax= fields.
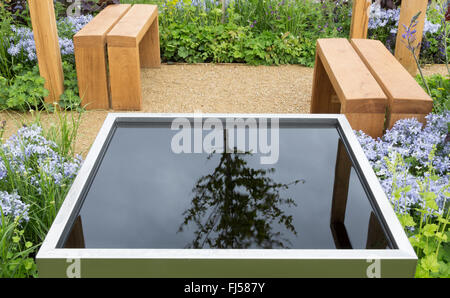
xmin=0 ymin=63 xmax=447 ymax=156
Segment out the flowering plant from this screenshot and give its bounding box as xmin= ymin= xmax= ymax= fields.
xmin=0 ymin=124 xmax=83 ymax=244
xmin=357 ymin=113 xmax=449 ymax=210
xmin=368 ymin=1 xmax=444 ymax=62
xmin=356 ymin=113 xmax=450 ymax=277
xmin=7 ymin=15 xmax=93 ymax=64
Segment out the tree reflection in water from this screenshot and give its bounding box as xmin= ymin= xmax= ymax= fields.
xmin=179 ymin=145 xmax=304 ymax=249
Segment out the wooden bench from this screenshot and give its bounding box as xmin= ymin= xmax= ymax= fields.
xmin=310 ymin=38 xmax=388 ymax=138
xmin=351 ymin=38 xmax=433 ymax=129
xmin=74 ymin=4 xmax=131 ymax=109
xmin=107 ymin=4 xmax=161 ymax=110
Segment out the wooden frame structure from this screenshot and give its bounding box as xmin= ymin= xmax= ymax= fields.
xmin=28 ymin=0 xmax=64 ymax=103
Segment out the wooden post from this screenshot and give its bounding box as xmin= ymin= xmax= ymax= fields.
xmin=394 ymin=0 xmax=428 ymax=76
xmin=350 ymin=0 xmax=371 ymax=39
xmin=28 ymin=0 xmax=64 ymax=103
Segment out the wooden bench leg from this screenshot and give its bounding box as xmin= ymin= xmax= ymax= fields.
xmin=330 ymin=139 xmax=353 ymax=249
xmin=387 ymin=113 xmax=427 ymax=130
xmin=108 ymin=46 xmax=142 ymax=110
xmin=311 ymin=51 xmax=337 ymax=114
xmin=75 ymin=45 xmax=110 ymax=110
xmin=344 ymin=113 xmax=385 ymax=138
xmin=139 ymin=15 xmax=161 ymax=68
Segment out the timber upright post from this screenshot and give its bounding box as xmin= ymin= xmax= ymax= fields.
xmin=394 ymin=0 xmax=428 ymax=76
xmin=28 ymin=0 xmax=65 ymax=103
xmin=350 ymin=0 xmax=371 ymax=39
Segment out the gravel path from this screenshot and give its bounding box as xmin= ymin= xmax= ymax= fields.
xmin=0 ymin=63 xmax=447 ymax=156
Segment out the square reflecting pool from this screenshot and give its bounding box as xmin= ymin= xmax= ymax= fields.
xmin=37 ymin=114 xmax=416 ymax=277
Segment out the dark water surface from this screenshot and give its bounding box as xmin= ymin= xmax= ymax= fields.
xmin=63 ymin=121 xmax=390 ymax=249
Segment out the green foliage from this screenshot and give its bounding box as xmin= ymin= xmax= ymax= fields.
xmin=0 ymin=59 xmax=81 ymax=112
xmin=58 ymin=61 xmax=82 ymax=111
xmin=0 ymin=65 xmax=49 ymax=111
xmin=416 ymin=74 xmax=450 ymax=114
xmin=155 ymin=0 xmax=350 ymax=66
xmin=44 ymin=105 xmax=84 ymax=158
xmin=0 ymin=213 xmax=38 ymax=278
xmin=388 ymin=149 xmax=450 ymax=278
xmin=160 ymin=22 xmax=317 ymax=66
xmin=0 ymin=3 xmax=17 ymax=81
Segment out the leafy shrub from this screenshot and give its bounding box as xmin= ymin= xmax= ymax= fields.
xmin=416 ymin=74 xmax=450 ymax=114
xmin=386 ymin=151 xmax=449 ymax=278
xmin=0 ymin=212 xmax=37 ymax=278
xmin=59 ymin=61 xmax=82 ymax=111
xmin=0 ymin=65 xmax=48 ymax=111
xmin=155 ymin=0 xmax=349 ymax=65
xmin=0 ymin=4 xmax=18 ymax=81
xmin=161 ymin=22 xmax=316 ymax=66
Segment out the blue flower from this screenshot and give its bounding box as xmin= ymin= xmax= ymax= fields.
xmin=356 ymin=111 xmax=450 ymax=214
xmin=7 ymin=15 xmax=93 ymax=62
xmin=1 ymin=125 xmax=83 ymax=188
xmin=0 ymin=191 xmax=29 ymax=222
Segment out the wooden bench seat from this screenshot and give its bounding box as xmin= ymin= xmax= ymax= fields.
xmin=74 ymin=4 xmax=131 ymax=109
xmin=107 ymin=4 xmax=161 ymax=110
xmin=310 ymin=38 xmax=388 ymax=137
xmin=351 ymin=38 xmax=433 ymax=129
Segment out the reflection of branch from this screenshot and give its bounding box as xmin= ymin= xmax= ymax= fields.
xmin=179 ymin=148 xmax=304 ymax=249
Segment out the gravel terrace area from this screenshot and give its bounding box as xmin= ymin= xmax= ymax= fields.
xmin=0 ymin=63 xmax=447 ymax=156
